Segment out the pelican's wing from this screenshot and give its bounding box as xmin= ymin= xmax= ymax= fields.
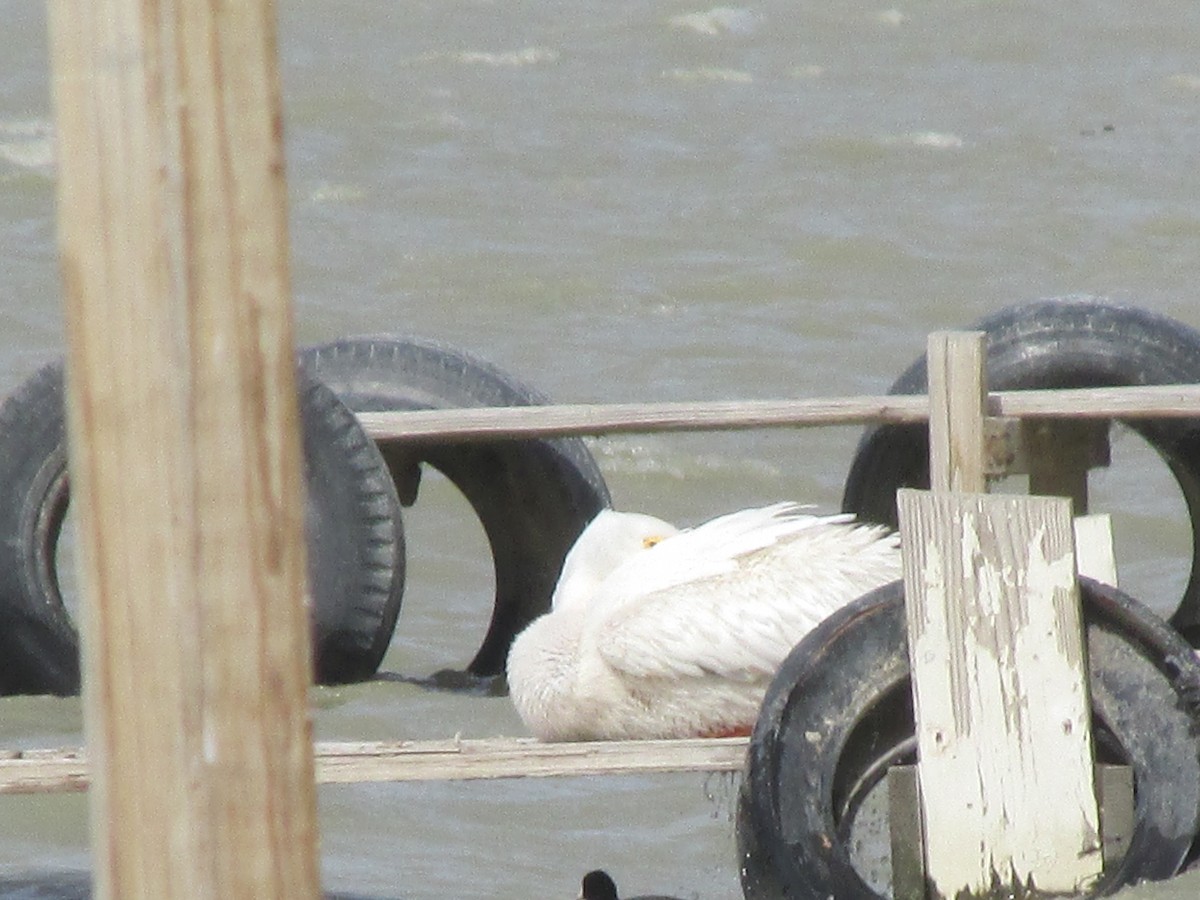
xmin=589 ymin=502 xmax=829 ymax=608
xmin=593 ymin=511 xmax=900 ymax=682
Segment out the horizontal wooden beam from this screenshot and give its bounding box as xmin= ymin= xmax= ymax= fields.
xmin=359 ymin=395 xmax=929 ymax=441
xmin=0 ymin=737 xmax=749 ymax=795
xmin=357 ymin=384 xmax=1200 ymax=443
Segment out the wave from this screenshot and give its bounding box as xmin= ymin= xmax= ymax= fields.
xmin=591 ymin=434 xmax=783 ymax=481
xmin=0 ymin=118 xmax=55 ymax=175
xmin=663 ymin=67 xmax=753 ymax=84
xmin=668 ymin=7 xmax=758 ymax=37
xmin=453 ymin=47 xmax=559 ymax=67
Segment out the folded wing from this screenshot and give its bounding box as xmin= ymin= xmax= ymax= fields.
xmin=593 ymin=506 xmax=900 ymax=682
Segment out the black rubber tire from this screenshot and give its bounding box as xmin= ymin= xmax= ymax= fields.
xmin=737 ymin=577 xmax=1200 ymax=900
xmin=298 ymin=369 xmax=406 ymax=683
xmin=300 ymin=336 xmax=612 ymax=677
xmin=0 ymin=360 xmax=404 ymax=694
xmin=842 ymin=298 xmax=1200 ymax=642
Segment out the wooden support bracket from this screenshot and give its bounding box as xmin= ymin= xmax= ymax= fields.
xmin=1025 ymin=419 xmax=1112 ymax=515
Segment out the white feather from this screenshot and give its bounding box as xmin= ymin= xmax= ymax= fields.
xmin=506 ymin=503 xmax=901 ymax=741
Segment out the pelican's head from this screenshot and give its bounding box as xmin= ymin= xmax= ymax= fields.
xmin=550 ymin=509 xmax=679 ymax=613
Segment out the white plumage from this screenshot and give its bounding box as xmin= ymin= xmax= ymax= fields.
xmin=506 ymin=502 xmax=901 ymax=741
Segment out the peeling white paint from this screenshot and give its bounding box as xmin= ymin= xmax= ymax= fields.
xmin=898 ymin=490 xmax=1103 ymax=897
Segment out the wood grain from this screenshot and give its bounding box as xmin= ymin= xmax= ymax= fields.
xmin=355 ymin=383 xmax=1200 ymax=443
xmin=926 ymin=331 xmax=987 ymax=493
xmin=898 ymin=490 xmax=1101 ymax=896
xmin=47 ymin=0 xmax=319 ymax=895
xmin=0 ymin=738 xmax=750 ymax=794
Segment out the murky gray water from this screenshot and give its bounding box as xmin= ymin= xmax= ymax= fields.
xmin=3 ymin=1 xmax=1200 ymax=897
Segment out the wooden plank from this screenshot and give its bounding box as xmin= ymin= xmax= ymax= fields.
xmin=897 ymin=490 xmax=1101 ymax=897
xmin=994 ymin=383 xmax=1200 ymax=418
xmin=0 ymin=747 xmax=89 ymax=795
xmin=889 ymin=763 xmax=1131 ymax=895
xmin=0 ymin=738 xmax=750 ymax=795
xmin=1097 ymin=765 xmax=1134 ymax=869
xmin=354 ymin=383 xmax=1200 ymax=443
xmin=315 ymin=737 xmax=747 ymax=783
xmin=47 ymin=0 xmax=319 ymax=897
xmin=926 ymin=332 xmax=987 ymax=493
xmin=1074 ymin=514 xmax=1118 ymax=586
xmin=887 ymin=766 xmax=925 ymax=900
xmin=359 ymin=395 xmax=933 ymax=441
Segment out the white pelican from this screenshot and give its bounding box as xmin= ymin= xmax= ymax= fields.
xmin=507 ymin=502 xmax=901 ymax=741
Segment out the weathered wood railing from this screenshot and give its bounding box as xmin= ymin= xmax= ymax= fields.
xmin=0 ymin=737 xmax=749 ymax=795
xmin=356 ymin=383 xmax=1200 ymax=443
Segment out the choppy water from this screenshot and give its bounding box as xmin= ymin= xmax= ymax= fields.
xmin=3 ymin=1 xmax=1200 ymax=897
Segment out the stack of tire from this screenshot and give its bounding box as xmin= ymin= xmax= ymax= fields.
xmin=0 ymin=336 xmax=610 ymax=695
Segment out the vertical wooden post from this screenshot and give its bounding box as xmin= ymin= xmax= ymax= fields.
xmin=1074 ymin=514 xmax=1118 ymax=586
xmin=1025 ymin=419 xmax=1110 ymax=515
xmin=926 ymin=332 xmax=987 ymax=494
xmin=897 ymin=332 xmax=1104 ymax=897
xmin=47 ymin=0 xmax=320 ymax=897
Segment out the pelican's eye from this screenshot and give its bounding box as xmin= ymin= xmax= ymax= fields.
xmin=642 ymin=534 xmax=666 ymax=549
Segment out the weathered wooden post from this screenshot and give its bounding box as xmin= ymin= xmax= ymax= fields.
xmin=926 ymin=331 xmax=988 ymax=494
xmin=895 ymin=333 xmax=1103 ymax=898
xmin=899 ymin=490 xmax=1102 ymax=896
xmin=46 ymin=0 xmax=321 ymax=897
